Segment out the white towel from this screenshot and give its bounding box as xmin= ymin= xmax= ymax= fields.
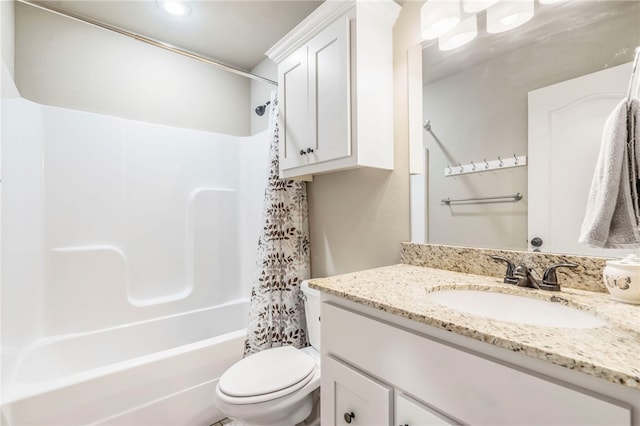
xmin=579 ymin=98 xmax=640 ymax=248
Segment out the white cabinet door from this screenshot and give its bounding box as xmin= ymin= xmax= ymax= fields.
xmin=396 ymin=393 xmax=458 ymax=426
xmin=308 ymin=16 xmax=350 ymax=165
xmin=321 ymin=355 xmax=392 ymax=426
xmin=279 ymin=46 xmax=311 ymax=171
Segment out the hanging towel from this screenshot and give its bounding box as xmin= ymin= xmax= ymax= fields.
xmin=579 ymin=98 xmax=640 ymax=248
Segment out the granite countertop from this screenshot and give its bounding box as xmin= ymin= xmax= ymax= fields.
xmin=308 ymin=264 xmax=640 ymax=390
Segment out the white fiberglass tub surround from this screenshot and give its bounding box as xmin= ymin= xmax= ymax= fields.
xmin=5 ymin=303 xmax=248 ymax=425
xmin=1 ymin=97 xmax=269 ymax=425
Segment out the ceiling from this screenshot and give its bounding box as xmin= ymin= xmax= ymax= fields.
xmin=422 ymin=0 xmax=640 ymax=84
xmin=29 ymin=0 xmax=324 ymax=71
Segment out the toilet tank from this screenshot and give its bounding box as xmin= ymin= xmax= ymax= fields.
xmin=300 ymin=280 xmax=321 ymax=351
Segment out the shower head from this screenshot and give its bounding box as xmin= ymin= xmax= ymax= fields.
xmin=254 ymin=101 xmax=271 ymax=116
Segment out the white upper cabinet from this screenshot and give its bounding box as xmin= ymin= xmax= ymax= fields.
xmin=267 ymin=1 xmax=401 ymax=179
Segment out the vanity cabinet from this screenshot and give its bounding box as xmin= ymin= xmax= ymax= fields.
xmin=321 ymin=300 xmax=633 ymax=426
xmin=266 ymin=1 xmax=400 ymax=179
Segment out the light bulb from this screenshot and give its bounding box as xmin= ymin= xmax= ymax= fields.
xmin=486 ymin=0 xmax=534 ymax=33
xmin=463 ymin=0 xmax=500 ymax=13
xmin=421 ymin=0 xmax=462 ymax=40
xmin=438 ymin=15 xmax=477 ymax=51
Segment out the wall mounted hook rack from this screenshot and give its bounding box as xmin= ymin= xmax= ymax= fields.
xmin=444 ymin=155 xmax=527 ymax=177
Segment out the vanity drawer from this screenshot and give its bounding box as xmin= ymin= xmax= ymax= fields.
xmin=322 ymin=302 xmax=631 ymax=425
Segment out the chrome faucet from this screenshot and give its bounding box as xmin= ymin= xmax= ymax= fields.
xmin=490 ymin=256 xmax=578 ymax=291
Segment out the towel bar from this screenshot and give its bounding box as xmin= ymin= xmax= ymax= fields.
xmin=441 ymin=193 xmax=523 ymax=205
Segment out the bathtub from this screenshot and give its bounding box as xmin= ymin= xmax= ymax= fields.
xmin=1 ymin=299 xmax=248 ymax=425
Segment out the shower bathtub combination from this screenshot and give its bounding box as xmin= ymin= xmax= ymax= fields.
xmin=0 ymin=96 xmax=269 ymax=425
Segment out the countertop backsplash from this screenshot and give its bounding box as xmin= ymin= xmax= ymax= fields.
xmin=401 ymin=243 xmax=609 ymax=293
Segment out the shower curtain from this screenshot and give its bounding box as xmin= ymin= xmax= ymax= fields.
xmin=244 ymin=94 xmax=311 ymax=356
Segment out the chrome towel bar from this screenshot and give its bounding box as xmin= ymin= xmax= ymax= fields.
xmin=441 ymin=193 xmax=523 ymax=205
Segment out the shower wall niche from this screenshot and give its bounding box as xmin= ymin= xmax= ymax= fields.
xmin=1 ymin=97 xmax=269 ymax=376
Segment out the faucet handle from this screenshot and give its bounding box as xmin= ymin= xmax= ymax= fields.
xmin=541 ymin=263 xmax=578 ymax=291
xmin=490 ymin=255 xmax=518 ymax=284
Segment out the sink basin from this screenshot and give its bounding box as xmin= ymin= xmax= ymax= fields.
xmin=426 ymin=290 xmax=607 ymax=329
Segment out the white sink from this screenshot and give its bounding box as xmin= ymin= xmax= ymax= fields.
xmin=426 ymin=290 xmax=607 ymax=329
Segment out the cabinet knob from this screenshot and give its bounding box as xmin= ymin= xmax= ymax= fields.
xmin=307 ymin=147 xmax=314 ymax=154
xmin=299 ymin=150 xmax=306 ymax=156
xmin=344 ymin=411 xmax=355 ymax=424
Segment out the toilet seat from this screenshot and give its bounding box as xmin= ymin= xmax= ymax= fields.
xmin=218 ymin=346 xmax=317 ymax=405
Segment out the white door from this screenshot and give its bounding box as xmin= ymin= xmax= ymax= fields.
xmin=528 ymin=62 xmax=636 ymax=257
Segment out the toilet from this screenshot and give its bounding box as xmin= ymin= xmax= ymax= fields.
xmin=214 ymin=280 xmax=321 ymax=426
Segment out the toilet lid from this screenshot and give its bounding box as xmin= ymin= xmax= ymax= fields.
xmin=219 ymin=346 xmax=316 ymax=399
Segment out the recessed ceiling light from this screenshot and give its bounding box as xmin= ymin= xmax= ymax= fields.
xmin=157 ymin=0 xmax=191 ymax=17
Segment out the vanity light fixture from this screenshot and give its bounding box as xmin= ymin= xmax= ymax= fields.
xmin=421 ymin=0 xmax=462 ymax=40
xmin=438 ymin=15 xmax=478 ymax=51
xmin=157 ymin=0 xmax=191 ymax=17
xmin=486 ymin=0 xmax=534 ymax=33
xmin=463 ymin=0 xmax=500 ymax=13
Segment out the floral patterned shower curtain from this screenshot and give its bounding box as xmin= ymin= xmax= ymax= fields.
xmin=244 ymin=94 xmax=311 ymax=356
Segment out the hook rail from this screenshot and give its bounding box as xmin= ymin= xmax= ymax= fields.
xmin=445 ymin=155 xmax=526 ymax=176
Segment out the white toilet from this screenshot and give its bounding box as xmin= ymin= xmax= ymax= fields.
xmin=214 ymin=280 xmax=321 ymax=426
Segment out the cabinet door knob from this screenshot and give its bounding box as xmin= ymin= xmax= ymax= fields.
xmin=299 ymin=150 xmax=306 ymax=156
xmin=344 ymin=411 xmax=355 ymax=424
xmin=307 ymin=147 xmax=314 ymax=154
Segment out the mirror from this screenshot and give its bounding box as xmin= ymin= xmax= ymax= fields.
xmin=416 ymin=0 xmax=640 ymax=257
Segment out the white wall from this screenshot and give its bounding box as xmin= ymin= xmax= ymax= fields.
xmin=423 ymin=9 xmax=639 ymax=251
xmin=14 ymin=2 xmax=251 ymax=136
xmin=250 ymin=58 xmax=278 ymax=135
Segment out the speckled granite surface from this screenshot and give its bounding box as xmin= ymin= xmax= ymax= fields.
xmin=401 ymin=242 xmax=611 ymax=293
xmin=308 ymin=264 xmax=640 ymax=390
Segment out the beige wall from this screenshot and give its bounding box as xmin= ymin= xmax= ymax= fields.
xmin=308 ymin=2 xmax=420 ymax=278
xmin=14 ymin=2 xmax=250 ymax=136
xmin=1 ymin=0 xmax=14 ymax=77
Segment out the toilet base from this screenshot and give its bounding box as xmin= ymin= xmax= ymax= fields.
xmin=224 ymin=393 xmax=313 ymax=426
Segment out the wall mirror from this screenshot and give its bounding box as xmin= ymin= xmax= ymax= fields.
xmin=414 ymin=0 xmax=640 ymax=257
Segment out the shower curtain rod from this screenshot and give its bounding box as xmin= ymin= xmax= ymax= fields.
xmin=17 ymin=0 xmax=278 ymax=87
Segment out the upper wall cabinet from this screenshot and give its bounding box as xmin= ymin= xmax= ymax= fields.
xmin=267 ymin=1 xmax=401 ymax=179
